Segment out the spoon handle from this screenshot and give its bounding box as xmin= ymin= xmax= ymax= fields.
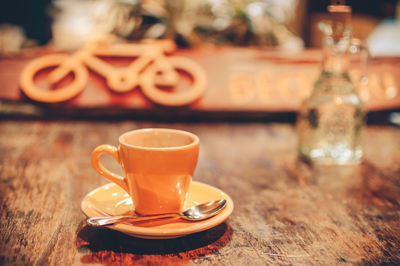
xmin=87 ymin=213 xmax=179 ymax=227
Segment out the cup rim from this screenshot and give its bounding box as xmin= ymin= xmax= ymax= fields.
xmin=119 ymin=128 xmax=199 ymax=151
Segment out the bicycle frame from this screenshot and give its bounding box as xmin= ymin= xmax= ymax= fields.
xmin=20 ymin=38 xmax=207 ymax=105
xmin=49 ymin=40 xmax=179 ymax=93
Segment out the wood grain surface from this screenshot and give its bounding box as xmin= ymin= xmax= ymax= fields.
xmin=0 ymin=120 xmax=400 ymax=265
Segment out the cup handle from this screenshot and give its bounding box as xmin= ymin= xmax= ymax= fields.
xmin=91 ymin=144 xmax=129 ymax=192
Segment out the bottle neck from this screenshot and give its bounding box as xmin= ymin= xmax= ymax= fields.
xmin=313 ymin=34 xmax=356 ymax=95
xmin=321 ymin=48 xmax=350 ymax=75
xmin=320 ymin=25 xmax=352 ymax=76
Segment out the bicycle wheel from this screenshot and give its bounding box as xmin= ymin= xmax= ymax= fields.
xmin=20 ymin=54 xmax=88 ymax=103
xmin=140 ymin=56 xmax=207 ymax=106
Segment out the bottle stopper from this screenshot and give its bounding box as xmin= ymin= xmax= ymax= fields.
xmin=328 ymin=0 xmax=352 ymax=25
xmin=327 ymin=0 xmax=352 ymax=39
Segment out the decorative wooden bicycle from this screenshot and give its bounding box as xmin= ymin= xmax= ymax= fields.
xmin=20 ymin=37 xmax=207 ymax=106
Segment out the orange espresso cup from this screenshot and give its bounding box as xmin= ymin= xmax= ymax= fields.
xmin=91 ymin=128 xmax=199 ymax=215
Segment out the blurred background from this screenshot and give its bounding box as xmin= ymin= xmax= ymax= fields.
xmin=0 ymin=0 xmax=399 ymax=55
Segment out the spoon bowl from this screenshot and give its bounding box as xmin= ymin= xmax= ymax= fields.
xmin=87 ymin=199 xmax=227 ymax=227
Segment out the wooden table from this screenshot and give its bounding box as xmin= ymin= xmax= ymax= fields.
xmin=1 ymin=120 xmax=400 ymax=265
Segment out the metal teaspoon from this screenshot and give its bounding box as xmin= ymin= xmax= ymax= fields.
xmin=87 ymin=199 xmax=227 ymax=227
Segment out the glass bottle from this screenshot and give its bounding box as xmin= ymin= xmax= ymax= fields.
xmin=297 ymin=3 xmax=365 ymax=165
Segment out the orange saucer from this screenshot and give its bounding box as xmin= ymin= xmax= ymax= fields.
xmin=81 ymin=181 xmax=234 ymax=239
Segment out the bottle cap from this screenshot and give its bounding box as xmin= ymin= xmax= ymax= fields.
xmin=326 ymin=0 xmax=352 ymax=40
xmin=327 ymin=0 xmax=352 ymax=26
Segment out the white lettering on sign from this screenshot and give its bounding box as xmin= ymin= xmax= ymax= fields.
xmin=229 ymin=69 xmax=398 ymax=105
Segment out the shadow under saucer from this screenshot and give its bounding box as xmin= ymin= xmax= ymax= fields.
xmin=75 ymin=221 xmax=233 ymax=264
